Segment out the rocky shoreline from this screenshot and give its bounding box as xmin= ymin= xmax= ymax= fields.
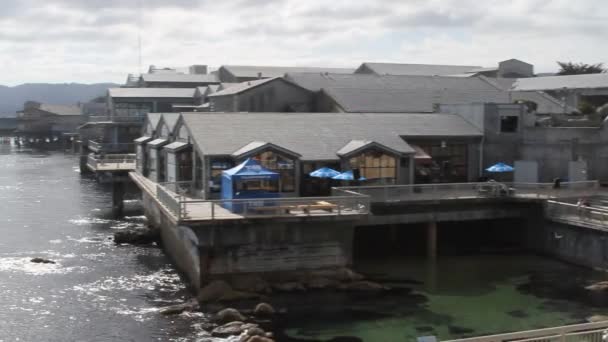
xmin=156 ymin=267 xmax=393 ymax=341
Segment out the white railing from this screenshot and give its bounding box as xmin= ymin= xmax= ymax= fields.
xmin=87 ymin=153 xmax=137 ymax=171
xmin=333 ymin=181 xmax=601 ymax=203
xmin=154 ymin=183 xmax=370 ymax=221
xmin=442 ymin=321 xmax=608 ymax=342
xmin=88 ymin=140 xmax=135 ymax=153
xmin=545 ymin=200 xmax=608 ymax=228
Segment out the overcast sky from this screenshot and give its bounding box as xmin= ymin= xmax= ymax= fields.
xmin=0 ymin=0 xmax=606 ymax=85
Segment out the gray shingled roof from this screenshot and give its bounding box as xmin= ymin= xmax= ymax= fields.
xmin=208 ymin=77 xmax=279 ymax=97
xmin=512 ymin=73 xmax=608 ymax=91
xmin=161 ymin=113 xmax=180 ymax=132
xmin=39 ymin=104 xmax=82 ymax=116
xmin=141 ymin=73 xmax=219 ymax=84
xmin=181 ymin=112 xmax=481 ymax=160
xmin=221 ymin=65 xmax=355 ymax=78
xmin=297 ymin=74 xmax=510 ymax=112
xmin=357 ymin=62 xmax=480 ymax=76
xmin=108 ymin=88 xmax=196 ymax=98
xmin=146 ymin=113 xmax=162 ymax=130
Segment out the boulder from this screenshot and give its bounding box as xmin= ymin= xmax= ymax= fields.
xmin=198 ymin=280 xmax=233 ymax=303
xmin=338 ymin=281 xmax=388 ymax=292
xmin=211 ymin=321 xmax=258 ymax=338
xmin=272 ymin=282 xmax=306 ymax=292
xmin=246 ymin=327 xmax=266 ymax=337
xmin=113 ymin=228 xmax=158 ymax=245
xmin=585 ymin=281 xmax=608 ymax=292
xmin=245 ymin=336 xmax=275 ymax=342
xmin=213 ymin=308 xmax=246 ymax=325
xmin=159 ymin=300 xmax=199 ymax=315
xmin=587 ymin=315 xmax=608 ymax=322
xmin=253 ymin=303 xmax=275 ymax=316
xmin=30 ymin=257 xmax=55 ymax=264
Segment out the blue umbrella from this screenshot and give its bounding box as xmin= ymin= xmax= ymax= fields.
xmin=309 ymin=167 xmax=341 ymax=179
xmin=332 ymin=170 xmax=367 ymax=181
xmin=485 ymin=162 xmax=514 ymax=173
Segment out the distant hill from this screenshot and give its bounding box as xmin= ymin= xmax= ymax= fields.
xmin=0 ymin=83 xmax=118 ymax=117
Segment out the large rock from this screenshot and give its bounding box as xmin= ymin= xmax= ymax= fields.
xmin=272 ymin=282 xmax=305 ymax=292
xmin=211 ymin=321 xmax=258 ymax=338
xmin=198 ymin=280 xmax=233 ymax=303
xmin=338 ymin=281 xmax=388 ymax=292
xmin=159 ymin=300 xmax=199 ymax=315
xmin=585 ymin=281 xmax=608 ymax=292
xmin=30 ymin=257 xmax=55 ymax=264
xmin=213 ymin=308 xmax=246 ymax=325
xmin=253 ymin=303 xmax=275 ymax=316
xmin=113 ymin=228 xmax=158 ymax=245
xmin=244 ymin=336 xmax=274 ymax=342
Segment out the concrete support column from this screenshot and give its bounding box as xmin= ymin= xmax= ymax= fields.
xmin=112 ymin=181 xmax=126 ymax=218
xmin=427 ymin=221 xmax=438 ymax=260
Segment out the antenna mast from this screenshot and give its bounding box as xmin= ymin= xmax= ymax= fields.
xmin=137 ymin=0 xmax=143 ymax=73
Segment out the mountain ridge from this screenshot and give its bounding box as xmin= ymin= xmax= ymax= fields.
xmin=0 ymin=83 xmax=118 ymax=117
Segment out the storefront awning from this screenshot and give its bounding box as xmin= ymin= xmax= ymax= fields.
xmin=411 ymin=144 xmax=432 ymax=161
xmin=134 ymin=136 xmax=153 ymax=144
xmin=163 ymin=141 xmax=190 ymax=152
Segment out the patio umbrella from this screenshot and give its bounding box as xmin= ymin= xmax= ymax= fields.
xmin=309 ymin=167 xmax=341 ymax=179
xmin=485 ymin=162 xmax=514 ymax=173
xmin=332 ymin=170 xmax=367 ymax=181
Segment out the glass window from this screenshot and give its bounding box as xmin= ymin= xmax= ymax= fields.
xmin=500 ymin=116 xmax=519 ymax=133
xmin=252 ymin=150 xmax=296 ymax=192
xmin=209 ymin=158 xmax=233 ymax=193
xmin=115 ymin=102 xmax=152 ymax=117
xmin=349 ymin=149 xmax=396 ymax=184
xmin=414 ymin=142 xmax=468 ymax=183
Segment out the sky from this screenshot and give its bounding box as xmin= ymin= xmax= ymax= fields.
xmin=0 ymin=0 xmax=607 ymax=85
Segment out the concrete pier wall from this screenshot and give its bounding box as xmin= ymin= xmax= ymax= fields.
xmin=194 ymin=220 xmax=354 ymax=279
xmin=530 ymin=220 xmax=608 ymax=270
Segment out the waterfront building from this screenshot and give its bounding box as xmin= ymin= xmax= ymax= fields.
xmin=215 ymin=65 xmax=355 ymax=83
xmin=135 ymin=112 xmax=483 ymax=198
xmin=16 ymin=101 xmax=85 ymax=144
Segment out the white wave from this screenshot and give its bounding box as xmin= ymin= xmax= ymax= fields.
xmin=49 ymin=239 xmax=62 ymax=244
xmin=0 ymin=257 xmax=88 ymax=275
xmin=69 ymin=217 xmax=116 ymax=226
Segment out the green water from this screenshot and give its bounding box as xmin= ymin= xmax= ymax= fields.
xmin=282 ymin=255 xmax=608 ymax=342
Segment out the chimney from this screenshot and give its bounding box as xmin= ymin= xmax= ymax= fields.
xmin=257 ymin=72 xmax=262 ymax=79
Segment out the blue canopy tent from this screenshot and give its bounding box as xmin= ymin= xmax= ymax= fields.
xmin=332 ymin=170 xmax=367 ymax=181
xmin=485 ymin=162 xmax=514 ymax=173
xmin=310 ymin=167 xmax=341 ymax=179
xmin=221 ymin=158 xmax=280 ymax=212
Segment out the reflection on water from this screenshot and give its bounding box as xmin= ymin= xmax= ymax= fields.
xmin=283 ymin=255 xmax=607 ymax=342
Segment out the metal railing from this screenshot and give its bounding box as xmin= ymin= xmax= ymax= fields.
xmin=545 ymin=200 xmax=608 ymax=228
xmin=333 ymin=181 xmax=601 ymax=203
xmin=88 ymin=140 xmax=135 ymax=153
xmin=154 ymin=183 xmax=370 ymax=221
xmin=442 ymin=321 xmax=608 ymax=342
xmin=87 ymin=153 xmax=137 ymax=171
xmin=333 ymin=182 xmax=507 ymax=203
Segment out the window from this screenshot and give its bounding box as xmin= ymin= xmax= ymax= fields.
xmin=252 ymin=150 xmax=296 ymax=192
xmin=500 ymin=116 xmax=519 ymax=133
xmin=148 ymin=148 xmax=157 ymax=173
xmin=194 ymin=153 xmax=203 ymax=190
xmin=115 ymin=102 xmax=152 ymax=117
xmin=349 ymin=149 xmax=396 ymax=184
xmin=414 ymin=143 xmax=468 ymax=183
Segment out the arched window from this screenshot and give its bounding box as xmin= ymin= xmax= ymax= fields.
xmin=349 ymin=149 xmax=396 ymax=183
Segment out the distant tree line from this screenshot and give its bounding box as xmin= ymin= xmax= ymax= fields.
xmin=556 ymin=61 xmax=605 ymax=75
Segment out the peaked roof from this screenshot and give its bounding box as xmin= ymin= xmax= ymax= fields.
xmin=141 ymin=73 xmax=219 ymax=84
xmin=108 ymin=88 xmax=196 ymax=98
xmin=512 ymin=73 xmax=608 ymax=91
xmin=181 ymin=112 xmax=481 ymax=160
xmin=146 ymin=113 xmax=162 ymax=129
xmin=221 ymin=65 xmax=355 ymax=78
xmin=161 ymin=113 xmax=180 ymax=132
xmin=357 ymin=62 xmax=481 ymax=76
